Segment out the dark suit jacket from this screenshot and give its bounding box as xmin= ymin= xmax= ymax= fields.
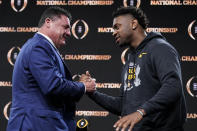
xmin=7 ymin=33 xmax=85 ymax=131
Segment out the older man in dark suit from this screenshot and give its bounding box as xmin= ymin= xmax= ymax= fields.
xmin=7 ymin=6 xmax=96 ymax=131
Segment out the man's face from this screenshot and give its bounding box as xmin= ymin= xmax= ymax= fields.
xmin=112 ymin=15 xmax=133 ymax=47
xmin=49 ymin=15 xmax=71 ymax=48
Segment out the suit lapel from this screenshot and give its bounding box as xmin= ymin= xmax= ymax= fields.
xmin=47 ymin=42 xmax=73 ymax=80
xmin=35 ymin=33 xmax=73 ymax=80
xmin=48 ymin=43 xmax=66 ymax=77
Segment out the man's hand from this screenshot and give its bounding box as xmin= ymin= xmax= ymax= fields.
xmin=79 ymin=71 xmax=92 ymax=82
xmin=113 ymin=110 xmax=145 ymax=131
xmin=79 ymin=71 xmax=96 ymax=94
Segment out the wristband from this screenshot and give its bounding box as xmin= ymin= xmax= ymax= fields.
xmin=136 ymin=109 xmax=144 ymax=116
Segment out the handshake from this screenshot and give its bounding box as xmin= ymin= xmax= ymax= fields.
xmin=79 ymin=71 xmax=96 ymax=94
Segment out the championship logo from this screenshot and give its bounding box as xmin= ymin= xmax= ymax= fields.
xmin=71 ymin=19 xmax=89 ymax=39
xmin=121 ymin=48 xmax=129 ymax=65
xmin=188 ymin=20 xmax=197 ymax=40
xmin=186 ymin=76 xmax=197 ymax=97
xmin=11 ymin=0 xmax=28 ymax=12
xmin=72 ymin=74 xmax=81 ymax=81
xmin=77 ymin=118 xmax=88 ymax=128
xmin=123 ymin=0 xmax=141 ymax=8
xmin=3 ymin=101 xmax=12 ymax=120
xmin=7 ymin=47 xmax=20 ymax=66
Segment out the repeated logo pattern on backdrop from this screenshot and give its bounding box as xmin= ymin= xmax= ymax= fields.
xmin=0 ymin=0 xmax=197 ymax=130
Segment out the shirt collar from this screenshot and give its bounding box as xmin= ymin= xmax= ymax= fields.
xmin=37 ymin=32 xmax=58 ymax=50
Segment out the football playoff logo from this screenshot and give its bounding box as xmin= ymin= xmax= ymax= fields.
xmin=188 ymin=20 xmax=197 ymax=40
xmin=121 ymin=48 xmax=129 ymax=65
xmin=71 ymin=19 xmax=89 ymax=39
xmin=7 ymin=46 xmax=20 ymax=66
xmin=72 ymin=74 xmax=81 ymax=81
xmin=123 ymin=0 xmax=141 ymax=8
xmin=3 ymin=101 xmax=11 ymax=120
xmin=186 ymin=76 xmax=197 ymax=97
xmin=77 ymin=118 xmax=88 ymax=128
xmin=11 ymin=0 xmax=28 ymax=12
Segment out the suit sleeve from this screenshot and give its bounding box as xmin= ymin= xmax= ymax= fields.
xmin=88 ymin=90 xmax=122 ymax=116
xmin=29 ymin=44 xmax=85 ymax=99
xmin=140 ymin=43 xmax=184 ymax=115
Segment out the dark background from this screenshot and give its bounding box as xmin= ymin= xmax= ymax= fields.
xmin=0 ymin=0 xmax=197 ymax=131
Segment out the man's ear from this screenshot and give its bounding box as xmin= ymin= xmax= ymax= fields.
xmin=45 ymin=18 xmax=51 ymax=28
xmin=131 ymin=19 xmax=138 ymax=30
